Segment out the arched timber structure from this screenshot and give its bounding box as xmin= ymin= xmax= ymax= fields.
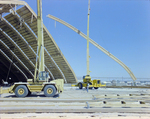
xmin=0 ymin=1 xmax=77 ymax=84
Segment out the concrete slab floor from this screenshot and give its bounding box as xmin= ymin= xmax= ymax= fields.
xmin=0 ymin=87 xmax=150 ymax=118
xmin=1 ymin=87 xmax=150 ymax=98
xmin=0 ymin=113 xmax=150 ymax=119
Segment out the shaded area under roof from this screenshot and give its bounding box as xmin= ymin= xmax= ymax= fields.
xmin=0 ymin=1 xmax=77 ymax=84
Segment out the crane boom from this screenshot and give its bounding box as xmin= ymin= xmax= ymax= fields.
xmin=37 ymin=0 xmax=45 ymax=72
xmin=34 ymin=0 xmax=45 ymax=82
xmin=87 ymin=0 xmax=90 ymax=75
xmin=47 ymin=14 xmax=137 ymax=82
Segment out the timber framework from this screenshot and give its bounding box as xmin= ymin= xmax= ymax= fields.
xmin=0 ymin=0 xmax=77 ymax=84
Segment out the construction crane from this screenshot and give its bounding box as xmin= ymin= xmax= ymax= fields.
xmin=47 ymin=1 xmax=137 ymax=87
xmin=47 ymin=16 xmax=137 ymax=83
xmin=76 ymin=0 xmax=105 ymax=90
xmin=0 ymin=0 xmax=64 ymax=97
xmin=48 ymin=0 xmax=106 ymax=90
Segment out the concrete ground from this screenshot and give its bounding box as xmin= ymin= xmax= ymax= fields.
xmin=1 ymin=86 xmax=150 ymax=98
xmin=0 ymin=86 xmax=150 ymax=119
xmin=1 ymin=113 xmax=150 ymax=119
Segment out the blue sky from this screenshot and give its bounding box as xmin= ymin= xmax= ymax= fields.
xmin=22 ymin=0 xmax=150 ymax=79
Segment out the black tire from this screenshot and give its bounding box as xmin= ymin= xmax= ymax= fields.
xmin=44 ymin=85 xmax=56 ymax=97
xmin=94 ymin=87 xmax=99 ymax=89
xmin=78 ymin=83 xmax=83 ymax=89
xmin=15 ymin=85 xmax=28 ymax=97
xmin=27 ymin=91 xmax=31 ymax=96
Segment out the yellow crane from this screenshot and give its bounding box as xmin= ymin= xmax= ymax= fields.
xmin=0 ymin=0 xmax=64 ymax=97
xmin=47 ymin=0 xmax=137 ymax=89
xmin=48 ymin=0 xmax=105 ymax=90
xmin=77 ymin=0 xmax=106 ymax=90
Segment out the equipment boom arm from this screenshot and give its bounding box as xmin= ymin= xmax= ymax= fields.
xmin=47 ymin=14 xmax=137 ymax=81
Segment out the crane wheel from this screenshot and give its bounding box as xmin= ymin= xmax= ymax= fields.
xmin=94 ymin=87 xmax=99 ymax=89
xmin=15 ymin=85 xmax=28 ymax=97
xmin=44 ymin=85 xmax=56 ymax=97
xmin=78 ymin=83 xmax=83 ymax=89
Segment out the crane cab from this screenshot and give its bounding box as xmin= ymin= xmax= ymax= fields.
xmin=27 ymin=71 xmax=50 ymax=85
xmin=83 ymin=75 xmax=91 ymax=83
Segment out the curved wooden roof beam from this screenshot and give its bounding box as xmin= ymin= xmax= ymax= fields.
xmin=47 ymin=14 xmax=137 ymax=81
xmin=0 ymin=28 xmax=54 ymax=80
xmin=4 ymin=13 xmax=65 ymax=81
xmin=0 ymin=40 xmax=34 ymax=77
xmin=0 ymin=49 xmax=28 ymax=80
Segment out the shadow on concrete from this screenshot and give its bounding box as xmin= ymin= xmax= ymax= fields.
xmin=75 ymin=88 xmax=94 ymax=91
xmin=3 ymin=94 xmax=16 ymax=98
xmin=2 ymin=93 xmax=60 ymax=98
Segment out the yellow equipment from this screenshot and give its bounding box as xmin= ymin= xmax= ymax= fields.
xmin=72 ymin=1 xmax=105 ymax=90
xmin=72 ymin=75 xmax=106 ymax=89
xmin=0 ymin=0 xmax=64 ymax=97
